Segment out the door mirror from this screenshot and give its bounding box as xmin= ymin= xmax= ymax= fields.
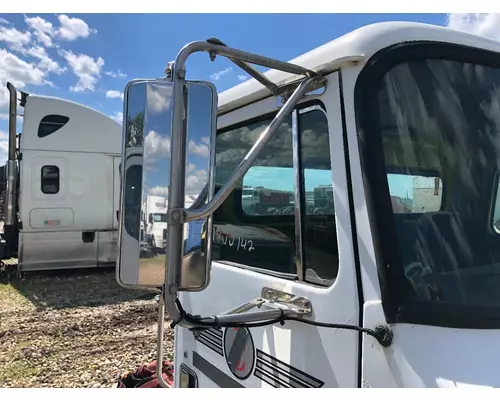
xmin=117 ymin=78 xmax=217 ymax=290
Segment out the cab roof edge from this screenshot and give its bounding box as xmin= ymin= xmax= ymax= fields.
xmin=217 ymin=54 xmax=365 ymax=116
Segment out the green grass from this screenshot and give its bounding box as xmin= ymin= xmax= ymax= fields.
xmin=0 ymin=341 xmax=40 ymax=383
xmin=0 ymin=360 xmax=38 ymax=382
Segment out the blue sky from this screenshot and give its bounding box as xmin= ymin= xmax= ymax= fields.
xmin=0 ymin=14 xmax=450 ymax=135
xmin=0 ymin=13 xmax=497 ymax=200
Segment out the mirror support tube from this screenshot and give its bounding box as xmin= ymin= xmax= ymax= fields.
xmin=166 ymin=40 xmax=317 ymax=81
xmin=205 ymin=38 xmax=281 ymax=95
xmin=156 ymin=295 xmax=173 ymax=388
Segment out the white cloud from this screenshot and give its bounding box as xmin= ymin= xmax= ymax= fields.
xmin=106 ymin=90 xmax=124 ymax=100
xmin=0 ymin=18 xmax=9 ymax=25
xmin=446 ymin=13 xmax=500 ymax=41
xmin=201 ymin=136 xmax=209 ymax=145
xmin=0 ymin=130 xmax=8 ymax=164
xmin=0 ymin=25 xmax=32 ymax=52
xmin=210 ymin=67 xmax=232 ymax=81
xmin=111 ymin=111 xmax=123 ymax=124
xmin=0 ymin=48 xmax=50 ymax=89
xmin=147 ymin=84 xmax=171 ymax=114
xmin=23 ymin=14 xmax=96 ymax=47
xmin=104 ymin=69 xmax=127 ymax=79
xmin=56 ymin=14 xmax=97 ymax=41
xmin=238 ymin=74 xmax=249 ymax=81
xmin=188 ymin=139 xmax=209 ymax=157
xmin=23 ymin=46 xmax=65 ymax=75
xmin=62 ymin=50 xmax=104 ymax=92
xmin=24 ymin=15 xmax=55 ymax=47
xmin=186 ymin=168 xmax=208 ymax=196
xmin=0 ymin=19 xmax=64 ymax=77
xmin=185 ymin=162 xmax=208 ymax=196
xmin=144 ymin=130 xmax=170 ymax=160
xmin=148 ymin=186 xmax=169 ymax=197
xmin=0 ymin=88 xmax=9 ymax=118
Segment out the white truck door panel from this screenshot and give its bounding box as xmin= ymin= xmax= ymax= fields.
xmin=18 ymin=152 xmax=115 ymax=270
xmin=174 ymin=72 xmax=362 ymax=388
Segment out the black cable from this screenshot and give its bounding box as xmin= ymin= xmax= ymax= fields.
xmin=171 ymin=298 xmax=393 ymax=347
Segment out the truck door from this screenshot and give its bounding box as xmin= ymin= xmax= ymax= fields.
xmin=175 ymin=73 xmax=362 ymax=388
xmin=95 ymin=155 xmax=121 ymax=267
xmin=113 ymin=156 xmax=121 ymax=230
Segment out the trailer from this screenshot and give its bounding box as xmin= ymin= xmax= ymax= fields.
xmin=115 ymin=21 xmax=500 ymax=388
xmin=0 ymin=83 xmax=122 ymax=273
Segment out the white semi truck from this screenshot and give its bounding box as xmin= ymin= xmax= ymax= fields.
xmin=115 ymin=21 xmax=500 ymax=388
xmin=0 ymin=83 xmax=122 ymax=273
xmin=143 ymin=195 xmax=168 ymax=253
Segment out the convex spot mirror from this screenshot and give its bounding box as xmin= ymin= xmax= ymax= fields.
xmin=117 ymin=78 xmax=217 ymax=291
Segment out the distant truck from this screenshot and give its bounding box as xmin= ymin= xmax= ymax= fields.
xmin=143 ymin=195 xmax=168 ymax=253
xmin=0 ymin=82 xmax=122 ymax=273
xmin=242 ymin=186 xmax=292 ymax=214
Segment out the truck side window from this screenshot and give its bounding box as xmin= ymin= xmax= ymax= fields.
xmin=299 ymin=108 xmax=338 ymax=285
xmin=214 ymin=105 xmax=338 ymax=285
xmin=364 ymin=55 xmax=500 ymax=313
xmin=38 ymin=115 xmax=69 ymax=138
xmin=214 ymin=116 xmax=296 ymax=276
xmin=41 ymin=165 xmax=60 ymax=194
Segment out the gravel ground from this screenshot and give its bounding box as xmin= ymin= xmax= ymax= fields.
xmin=0 ymin=261 xmax=174 ymax=388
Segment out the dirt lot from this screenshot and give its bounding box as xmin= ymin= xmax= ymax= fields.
xmin=0 ymin=261 xmax=174 ymax=388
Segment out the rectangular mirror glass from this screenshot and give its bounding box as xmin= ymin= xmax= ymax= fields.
xmin=117 ymin=78 xmax=217 ymax=290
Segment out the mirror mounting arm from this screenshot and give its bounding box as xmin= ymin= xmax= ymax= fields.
xmin=176 ymin=291 xmax=312 ymax=330
xmin=164 ymin=39 xmax=318 ymax=87
xmin=205 ymin=37 xmax=282 ymax=95
xmin=164 ymin=39 xmax=323 ymax=328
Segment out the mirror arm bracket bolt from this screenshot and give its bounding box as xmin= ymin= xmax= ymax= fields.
xmin=166 ymin=283 xmax=178 ymax=295
xmin=176 ymin=68 xmax=186 ymax=79
xmin=167 ymin=208 xmax=186 ymax=225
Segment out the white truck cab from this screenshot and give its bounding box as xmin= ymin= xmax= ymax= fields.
xmin=145 ymin=195 xmax=168 ymax=252
xmin=116 ymin=21 xmax=500 ymax=388
xmin=1 ymin=85 xmax=122 ymax=273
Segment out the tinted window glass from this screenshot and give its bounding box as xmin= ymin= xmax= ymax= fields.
xmin=375 ymin=58 xmax=500 ymax=306
xmin=38 ymin=115 xmax=69 ymax=138
xmin=213 ymin=107 xmax=338 ymax=285
xmin=41 ymin=165 xmax=60 ymax=194
xmin=153 ymin=213 xmax=167 ymax=223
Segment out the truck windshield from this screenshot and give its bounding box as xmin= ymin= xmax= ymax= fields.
xmin=364 ymin=53 xmax=500 ymax=314
xmin=152 ymin=213 xmax=167 ymax=223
